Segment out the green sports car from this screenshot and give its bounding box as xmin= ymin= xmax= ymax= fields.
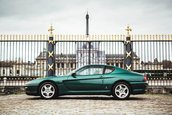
xmin=25 ymin=64 xmax=148 ymax=100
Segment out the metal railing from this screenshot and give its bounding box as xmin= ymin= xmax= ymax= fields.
xmin=0 ymin=34 xmax=172 ymax=87
xmin=0 ymin=76 xmax=37 ymax=86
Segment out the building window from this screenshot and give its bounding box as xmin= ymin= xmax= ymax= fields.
xmin=57 ymin=63 xmax=60 ymax=68
xmin=120 ymin=62 xmax=123 ymax=67
xmin=16 ymin=70 xmax=20 ymax=75
xmin=116 ymin=63 xmax=119 ymax=67
xmin=3 ymin=69 xmax=5 ymax=75
xmin=70 ymin=63 xmax=73 ymax=68
xmin=10 ymin=69 xmax=12 ymax=74
xmin=61 ymin=63 xmax=64 ymax=68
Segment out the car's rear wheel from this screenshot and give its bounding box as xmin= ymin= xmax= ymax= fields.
xmin=112 ymin=82 xmax=130 ymax=100
xmin=39 ymin=82 xmax=58 ymax=99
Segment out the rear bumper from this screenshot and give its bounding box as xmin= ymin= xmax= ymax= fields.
xmin=131 ymin=83 xmax=148 ymax=94
xmin=25 ymin=86 xmax=39 ymax=96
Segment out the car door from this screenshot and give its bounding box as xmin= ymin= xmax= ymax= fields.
xmin=102 ymin=66 xmax=117 ymax=90
xmin=63 ymin=65 xmax=104 ymax=90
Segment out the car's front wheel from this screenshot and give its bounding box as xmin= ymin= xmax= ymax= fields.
xmin=39 ymin=82 xmax=58 ymax=99
xmin=112 ymin=82 xmax=130 ymax=100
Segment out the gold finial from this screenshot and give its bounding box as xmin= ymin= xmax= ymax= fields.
xmin=48 ymin=24 xmax=54 ymax=37
xmin=125 ymin=25 xmax=132 ymax=37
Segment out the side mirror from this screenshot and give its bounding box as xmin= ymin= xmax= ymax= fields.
xmin=71 ymin=73 xmax=76 ymax=77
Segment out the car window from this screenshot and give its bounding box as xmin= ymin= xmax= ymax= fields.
xmin=104 ymin=66 xmax=115 ymax=74
xmin=76 ymin=66 xmax=104 ymax=75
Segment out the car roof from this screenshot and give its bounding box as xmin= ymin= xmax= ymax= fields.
xmin=84 ymin=64 xmax=115 ymax=68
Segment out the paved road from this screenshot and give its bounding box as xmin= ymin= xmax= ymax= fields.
xmin=0 ymin=94 xmax=172 ymax=115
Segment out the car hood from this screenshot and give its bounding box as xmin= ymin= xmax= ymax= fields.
xmin=43 ymin=75 xmax=68 ymax=81
xmin=25 ymin=76 xmax=68 ymax=86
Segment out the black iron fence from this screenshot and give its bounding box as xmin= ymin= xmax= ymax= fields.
xmin=0 ymin=34 xmax=172 ymax=87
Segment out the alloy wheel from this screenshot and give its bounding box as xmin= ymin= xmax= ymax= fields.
xmin=112 ymin=82 xmax=130 ymax=99
xmin=40 ymin=82 xmax=56 ymax=99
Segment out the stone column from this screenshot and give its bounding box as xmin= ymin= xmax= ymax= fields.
xmin=124 ymin=25 xmax=133 ymax=71
xmin=47 ymin=25 xmax=55 ymax=76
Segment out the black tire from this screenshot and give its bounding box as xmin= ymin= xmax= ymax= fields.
xmin=112 ymin=82 xmax=130 ymax=100
xmin=39 ymin=82 xmax=58 ymax=99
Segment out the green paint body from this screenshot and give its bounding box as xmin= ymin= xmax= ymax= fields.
xmin=25 ymin=65 xmax=147 ymax=96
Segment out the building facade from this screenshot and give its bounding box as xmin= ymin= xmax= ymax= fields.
xmin=76 ymin=42 xmax=105 ymax=68
xmin=0 ymin=49 xmax=168 ymax=77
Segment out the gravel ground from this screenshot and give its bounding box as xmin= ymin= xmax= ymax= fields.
xmin=0 ymin=94 xmax=172 ymax=115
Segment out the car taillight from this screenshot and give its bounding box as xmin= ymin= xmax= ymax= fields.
xmin=144 ymin=74 xmax=147 ymax=81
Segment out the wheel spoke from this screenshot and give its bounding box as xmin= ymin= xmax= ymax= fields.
xmin=115 ymin=89 xmax=120 ymax=93
xmin=49 ymin=89 xmax=54 ymax=94
xmin=43 ymin=92 xmax=48 ymax=96
xmin=46 ymin=93 xmax=50 ymax=96
xmin=47 ymin=85 xmax=52 ymax=89
xmin=119 ymin=92 xmax=123 ymax=97
xmin=122 ymin=91 xmax=126 ymax=96
xmin=123 ymin=87 xmax=128 ymax=91
xmin=119 ymin=85 xmax=122 ymax=90
xmin=43 ymin=86 xmax=48 ymax=90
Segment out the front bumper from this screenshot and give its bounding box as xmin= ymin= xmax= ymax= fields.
xmin=131 ymin=83 xmax=148 ymax=94
xmin=25 ymin=86 xmax=39 ymax=96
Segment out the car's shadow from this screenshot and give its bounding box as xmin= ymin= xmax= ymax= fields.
xmin=27 ymin=96 xmax=147 ymax=101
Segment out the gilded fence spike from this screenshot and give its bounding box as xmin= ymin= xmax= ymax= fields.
xmin=146 ymin=35 xmax=148 ymax=40
xmin=113 ymin=35 xmax=115 ymax=40
xmin=153 ymin=35 xmax=154 ymax=39
xmin=164 ymin=34 xmax=166 ymax=40
xmin=120 ymin=35 xmax=123 ymax=40
xmin=125 ymin=25 xmax=132 ymax=37
xmin=48 ymin=24 xmax=54 ymax=37
xmin=6 ymin=34 xmax=8 ymax=40
xmin=168 ymin=34 xmax=170 ymax=40
xmin=36 ymin=34 xmax=38 ymax=40
xmin=156 ymin=34 xmax=158 ymax=39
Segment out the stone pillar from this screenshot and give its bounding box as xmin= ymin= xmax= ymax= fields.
xmin=3 ymin=77 xmax=7 ymax=86
xmin=124 ymin=25 xmax=133 ymax=71
xmin=47 ymin=25 xmax=55 ymax=76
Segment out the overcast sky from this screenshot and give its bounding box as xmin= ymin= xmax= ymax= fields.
xmin=0 ymin=0 xmax=172 ymax=34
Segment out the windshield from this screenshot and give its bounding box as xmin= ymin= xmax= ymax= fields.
xmin=66 ymin=65 xmax=87 ymax=76
xmin=66 ymin=69 xmax=76 ymax=76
